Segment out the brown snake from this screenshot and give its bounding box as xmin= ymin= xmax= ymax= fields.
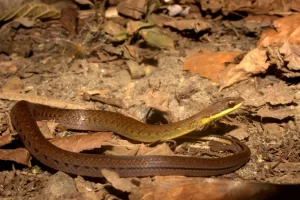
xmin=10 ymin=97 xmax=250 ymax=177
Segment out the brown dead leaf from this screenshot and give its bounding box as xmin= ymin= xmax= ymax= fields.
xmin=257 ymin=14 xmax=300 ymax=71
xmin=101 ymin=169 xmax=136 ymax=192
xmin=279 ymin=41 xmax=300 ymax=71
xmin=219 ymin=48 xmax=269 ymax=90
xmin=257 ymin=106 xmax=295 ymax=120
xmin=137 ymin=143 xmax=174 ymax=156
xmin=0 ymin=148 xmax=31 ymax=167
xmin=184 ymin=51 xmax=244 ymax=82
xmin=0 ymin=131 xmax=16 ymax=148
xmin=102 ymin=139 xmax=141 ymax=156
xmin=37 ymin=121 xmax=58 ymax=139
xmin=258 ymin=14 xmax=300 ymax=47
xmin=103 ymin=21 xmax=128 ymax=41
xmin=50 ymin=132 xmax=112 ymax=153
xmin=164 ymin=19 xmax=212 ymax=33
xmin=143 ymin=90 xmax=169 ymax=112
xmin=201 ymin=0 xmax=297 ymax=15
xmin=74 ymin=0 xmax=94 ymax=6
xmin=0 ymin=2 xmax=60 ymax=21
xmin=139 ymin=27 xmax=174 ymax=49
xmin=117 ymin=0 xmax=146 ymax=20
xmin=243 ymin=81 xmax=295 ymax=107
xmin=60 ymin=7 xmax=78 ymax=37
xmin=130 ymin=176 xmax=297 ymax=200
xmin=14 ymin=17 xmax=35 ymax=27
xmin=126 ymin=60 xmax=145 ymax=79
xmin=259 ymin=81 xmax=295 ymax=105
xmin=126 ymin=21 xmax=153 ymax=35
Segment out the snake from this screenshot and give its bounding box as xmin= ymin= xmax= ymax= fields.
xmin=10 ymin=96 xmax=250 ymax=177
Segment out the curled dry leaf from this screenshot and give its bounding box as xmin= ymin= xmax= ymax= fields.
xmin=219 ymin=48 xmax=269 ymax=90
xmin=101 ymin=169 xmax=137 ymax=192
xmin=184 ymin=51 xmax=244 ymax=83
xmin=258 ymin=13 xmax=300 ymax=48
xmin=0 ymin=2 xmax=60 ymax=21
xmin=258 ymin=14 xmax=300 ymax=71
xmin=50 ymin=132 xmax=113 ymax=153
xmin=0 ymin=148 xmax=31 ymax=167
xmin=164 ymin=19 xmax=212 ymax=33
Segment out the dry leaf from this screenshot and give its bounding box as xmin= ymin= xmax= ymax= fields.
xmin=130 ymin=176 xmax=297 ymax=200
xmin=257 ymin=106 xmax=295 ymax=120
xmin=105 ymin=6 xmax=119 ymax=18
xmin=137 ymin=143 xmax=174 ymax=156
xmin=102 ymin=139 xmax=141 ymax=156
xmin=101 ymin=169 xmax=136 ymax=192
xmin=126 ymin=20 xmax=153 ymax=35
xmin=243 ymin=81 xmax=295 ymax=107
xmin=0 ymin=148 xmax=31 ymax=167
xmin=37 ymin=121 xmax=58 ymax=139
xmin=0 ymin=132 xmax=16 ymax=148
xmin=184 ymin=52 xmax=244 ymax=82
xmin=143 ymin=90 xmax=169 ymax=112
xmin=164 ymin=19 xmax=212 ymax=32
xmin=201 ymin=0 xmax=297 ymax=15
xmin=117 ymin=0 xmax=147 ymax=20
xmin=60 ymin=7 xmax=78 ymax=36
xmin=139 ymin=27 xmax=174 ymax=49
xmin=74 ymin=0 xmax=94 ymax=6
xmin=257 ymin=14 xmax=300 ymax=71
xmin=279 ymin=41 xmax=300 ymax=71
xmin=14 ymin=17 xmax=35 ymax=27
xmin=50 ymin=132 xmax=113 ymax=153
xmin=126 ymin=60 xmax=145 ymax=79
xmin=0 ymin=2 xmax=60 ymax=21
xmin=258 ymin=14 xmax=300 ymax=48
xmin=219 ymin=48 xmax=269 ymax=90
xmin=103 ymin=21 xmax=128 ymax=41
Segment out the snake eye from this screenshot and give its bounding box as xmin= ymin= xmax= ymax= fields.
xmin=228 ymin=101 xmax=236 ymax=108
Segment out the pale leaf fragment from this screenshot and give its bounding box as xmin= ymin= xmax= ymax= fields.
xmin=101 ymin=169 xmax=136 ymax=192
xmin=0 ymin=148 xmax=31 ymax=167
xmin=219 ymin=48 xmax=269 ymax=90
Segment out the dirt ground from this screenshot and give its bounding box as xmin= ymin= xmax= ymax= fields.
xmin=0 ymin=5 xmax=300 ymax=200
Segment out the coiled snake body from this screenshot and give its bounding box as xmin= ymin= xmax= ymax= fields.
xmin=10 ymin=97 xmax=250 ymax=177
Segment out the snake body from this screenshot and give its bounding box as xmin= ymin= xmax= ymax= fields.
xmin=10 ymin=97 xmax=250 ymax=177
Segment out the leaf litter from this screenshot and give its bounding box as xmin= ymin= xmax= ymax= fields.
xmin=0 ymin=0 xmax=300 ymax=199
